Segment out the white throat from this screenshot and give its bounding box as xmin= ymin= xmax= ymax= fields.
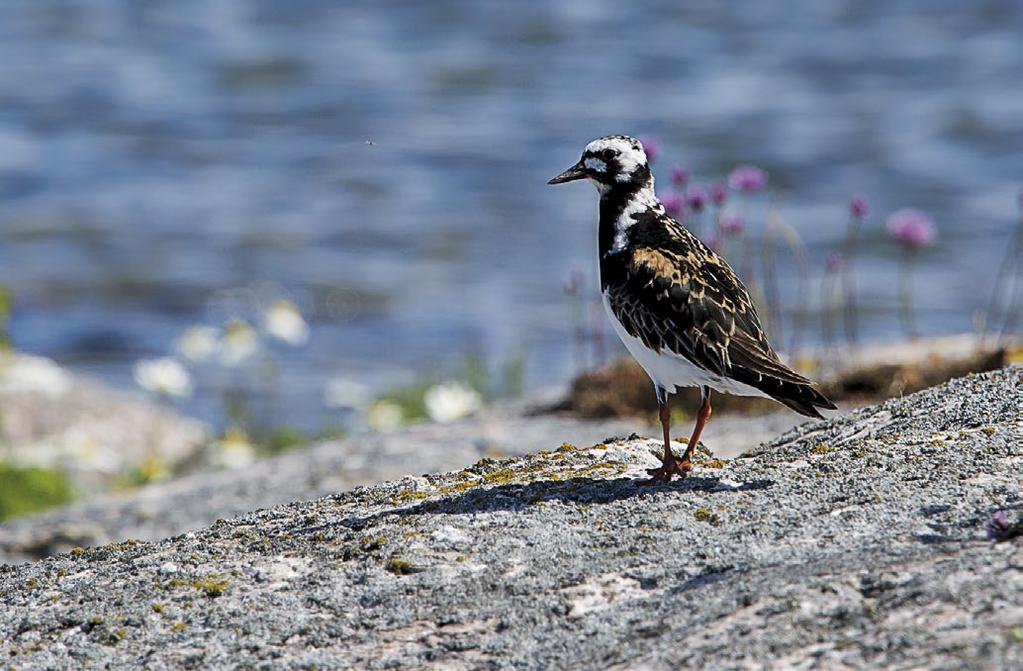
xmin=605 ymin=182 xmax=661 ymax=256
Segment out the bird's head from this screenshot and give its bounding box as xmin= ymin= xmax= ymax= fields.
xmin=548 ymin=135 xmax=652 ymax=193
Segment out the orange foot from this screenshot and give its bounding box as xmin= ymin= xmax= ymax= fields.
xmin=643 ymin=456 xmax=692 ymax=484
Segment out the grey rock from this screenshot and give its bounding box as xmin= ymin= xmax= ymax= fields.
xmin=1 ymin=367 xmax=1020 ymax=669
xmin=0 ymin=396 xmax=805 ymax=563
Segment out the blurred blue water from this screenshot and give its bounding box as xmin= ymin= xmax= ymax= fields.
xmin=0 ymin=0 xmax=1020 ymax=431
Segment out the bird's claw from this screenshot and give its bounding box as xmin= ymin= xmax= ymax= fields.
xmin=642 ymin=457 xmax=692 ymax=484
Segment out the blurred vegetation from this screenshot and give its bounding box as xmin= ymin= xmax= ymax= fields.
xmin=114 ymin=455 xmax=171 ymax=491
xmin=373 ymin=347 xmax=528 ymax=426
xmin=0 ymin=463 xmax=74 ymax=521
xmin=0 ymin=285 xmax=12 ymax=351
xmin=376 ymin=380 xmax=434 ymax=423
xmin=256 ymin=426 xmax=309 ymax=455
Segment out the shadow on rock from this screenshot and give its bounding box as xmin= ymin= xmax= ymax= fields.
xmin=301 ymin=475 xmax=774 ymax=534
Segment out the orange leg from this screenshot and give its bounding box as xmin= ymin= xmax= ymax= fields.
xmin=645 ymin=386 xmax=712 ymax=483
xmin=681 ymin=389 xmax=712 ymax=467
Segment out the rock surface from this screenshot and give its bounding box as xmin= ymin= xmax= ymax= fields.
xmin=1 ymin=367 xmax=1020 ymax=669
xmin=0 ymin=395 xmax=806 ymax=563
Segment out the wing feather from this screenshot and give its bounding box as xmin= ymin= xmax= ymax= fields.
xmin=602 ymin=214 xmax=835 ymax=416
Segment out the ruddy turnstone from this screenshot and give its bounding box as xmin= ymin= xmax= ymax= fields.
xmin=549 ymin=135 xmax=836 ymax=482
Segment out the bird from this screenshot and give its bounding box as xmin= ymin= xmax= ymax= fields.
xmin=549 ymin=135 xmax=836 ymax=483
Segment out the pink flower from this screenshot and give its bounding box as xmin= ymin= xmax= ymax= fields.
xmin=886 ymin=208 xmax=936 ymax=249
xmin=727 ymin=165 xmax=768 ymax=193
xmin=638 ymin=136 xmax=659 ymax=164
xmin=661 ymin=191 xmax=685 ymax=219
xmin=710 ymin=182 xmax=727 ymax=207
xmin=670 ymin=166 xmax=690 ymax=187
xmin=987 ymin=511 xmax=1011 ymax=542
xmin=986 ymin=510 xmax=1021 ymax=543
xmin=825 ymin=252 xmax=842 ymax=273
xmin=849 ymin=194 xmax=870 ymax=219
xmin=721 ymin=214 xmax=743 ymax=235
xmin=685 ymin=186 xmax=708 ymax=213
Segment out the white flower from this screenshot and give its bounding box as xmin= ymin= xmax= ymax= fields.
xmin=365 ymin=400 xmax=403 ymax=431
xmin=424 ymin=382 xmax=482 ymax=423
xmin=175 ymin=326 xmax=219 ymax=362
xmin=323 ymin=378 xmax=370 ymax=409
xmin=219 ymin=320 xmax=259 ymax=366
xmin=208 ymin=426 xmax=256 ymax=470
xmin=0 ymin=354 xmax=71 ymax=398
xmin=262 ymin=300 xmax=309 ymax=346
xmin=133 ymin=357 xmax=193 ymax=398
xmin=10 ymin=428 xmax=121 ymax=473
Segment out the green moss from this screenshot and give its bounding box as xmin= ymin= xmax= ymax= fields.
xmin=23 ymin=578 xmax=37 ymax=589
xmin=699 ymin=458 xmax=728 ymax=469
xmin=0 ymin=463 xmax=73 ymax=521
xmin=482 ymin=468 xmax=519 ymax=484
xmin=811 ymin=444 xmax=832 ymax=454
xmin=191 ymin=575 xmax=230 ymax=597
xmin=557 ymin=442 xmax=578 ymax=452
xmin=982 ymin=426 xmax=997 ymax=436
xmin=151 ymin=603 xmax=164 ymax=614
xmin=164 ymin=575 xmax=230 ymax=597
xmin=392 ymin=488 xmax=430 ymax=504
xmin=360 ymin=535 xmax=386 ymax=552
xmin=693 ymin=507 xmax=721 ymax=526
xmin=385 ymin=558 xmax=415 ymax=575
xmin=171 ymin=622 xmax=186 ymax=633
xmin=437 ymin=480 xmax=477 ymax=495
xmin=573 ymin=462 xmax=624 ymax=478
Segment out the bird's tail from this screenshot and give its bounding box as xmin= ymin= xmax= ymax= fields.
xmin=727 ymin=335 xmax=837 ymax=418
xmin=763 ymin=378 xmax=837 ymax=419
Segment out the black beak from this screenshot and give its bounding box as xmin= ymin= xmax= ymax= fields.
xmin=548 ymin=161 xmax=588 ymax=185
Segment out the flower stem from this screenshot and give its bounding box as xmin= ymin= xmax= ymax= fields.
xmin=841 ymin=214 xmax=862 ymax=346
xmin=992 ymin=205 xmax=1023 ymax=338
xmin=760 ymin=222 xmax=781 ymax=345
xmin=899 ymin=248 xmax=918 ymax=339
xmin=821 ymin=271 xmax=837 ymax=350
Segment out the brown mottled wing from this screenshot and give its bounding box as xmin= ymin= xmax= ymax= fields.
xmin=604 ymin=218 xmax=835 ymax=417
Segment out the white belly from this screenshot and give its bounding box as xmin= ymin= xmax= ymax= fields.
xmin=601 ymin=290 xmax=768 ymax=398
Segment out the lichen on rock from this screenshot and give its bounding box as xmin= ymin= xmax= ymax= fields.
xmin=0 ymin=367 xmax=1020 ymax=669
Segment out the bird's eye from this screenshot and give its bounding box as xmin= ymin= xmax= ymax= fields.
xmin=601 ymin=149 xmax=616 ymax=160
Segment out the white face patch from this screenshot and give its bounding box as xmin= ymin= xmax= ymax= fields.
xmin=584 ymin=157 xmax=607 ymax=172
xmin=584 ymin=136 xmax=648 ymax=181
